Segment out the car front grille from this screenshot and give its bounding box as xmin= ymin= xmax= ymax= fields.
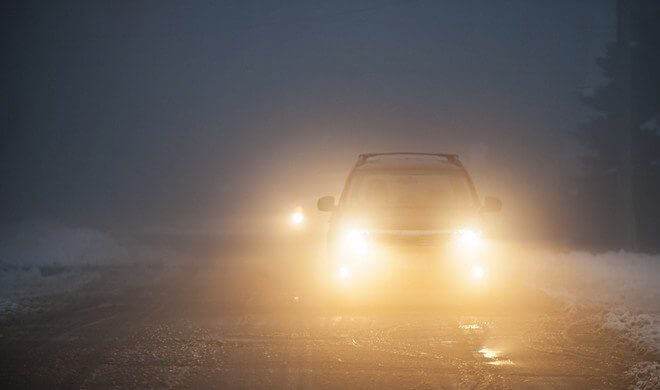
xmin=371 ymin=231 xmax=451 ymax=247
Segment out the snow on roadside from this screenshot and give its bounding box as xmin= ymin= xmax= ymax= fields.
xmin=627 ymin=361 xmax=659 ymax=390
xmin=532 ymin=250 xmax=660 ymax=312
xmin=529 ymin=249 xmax=660 ymax=388
xmin=0 ymin=263 xmax=99 ymax=299
xmin=0 ymin=220 xmax=127 ymax=267
xmin=0 ymin=221 xmax=178 ymax=317
xmin=0 ymin=297 xmax=21 ymax=316
xmin=602 ymin=309 xmax=659 ymax=357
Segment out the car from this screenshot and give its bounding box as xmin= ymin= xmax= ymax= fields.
xmin=317 ymin=152 xmax=501 ymax=305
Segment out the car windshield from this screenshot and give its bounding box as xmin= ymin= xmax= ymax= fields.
xmin=344 ymin=170 xmax=474 ymax=209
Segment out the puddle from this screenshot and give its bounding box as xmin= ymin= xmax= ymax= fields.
xmin=478 ymin=347 xmax=515 ymax=366
xmin=478 ymin=347 xmax=497 ymax=359
xmin=459 ymin=324 xmax=481 ymax=330
xmin=487 ymin=359 xmax=515 ymax=366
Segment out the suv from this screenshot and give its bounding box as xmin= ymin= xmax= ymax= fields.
xmin=317 ymin=152 xmax=501 ymax=302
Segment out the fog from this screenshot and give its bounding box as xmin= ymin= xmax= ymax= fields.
xmin=2 ymin=0 xmax=615 ymax=245
xmin=3 ymin=3 xmax=660 ymax=387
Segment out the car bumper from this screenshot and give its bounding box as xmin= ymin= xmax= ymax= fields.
xmin=328 ymin=241 xmax=494 ymax=294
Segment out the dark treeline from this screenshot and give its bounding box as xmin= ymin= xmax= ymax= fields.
xmin=576 ymin=0 xmax=660 ymax=251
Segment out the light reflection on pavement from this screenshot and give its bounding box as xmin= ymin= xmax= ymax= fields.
xmin=0 ymin=261 xmax=641 ymax=388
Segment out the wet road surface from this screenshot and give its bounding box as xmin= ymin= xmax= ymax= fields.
xmin=0 ymin=260 xmax=639 ymax=389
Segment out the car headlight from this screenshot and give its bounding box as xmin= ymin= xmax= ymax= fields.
xmin=341 ymin=227 xmax=370 ymax=256
xmin=453 ymin=228 xmax=484 ymax=251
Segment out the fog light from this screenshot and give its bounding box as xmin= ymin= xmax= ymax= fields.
xmin=338 ymin=266 xmax=352 ymax=280
xmin=471 ymin=265 xmax=486 ymax=280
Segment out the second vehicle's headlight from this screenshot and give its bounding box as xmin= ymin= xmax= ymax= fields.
xmin=341 ymin=227 xmax=370 ymax=256
xmin=290 ymin=208 xmax=304 ymax=227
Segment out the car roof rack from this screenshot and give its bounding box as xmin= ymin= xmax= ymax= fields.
xmin=357 ymin=152 xmax=462 ymax=167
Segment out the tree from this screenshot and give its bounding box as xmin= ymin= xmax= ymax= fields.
xmin=578 ymin=0 xmax=660 ymax=251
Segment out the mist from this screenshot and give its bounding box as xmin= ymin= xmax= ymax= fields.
xmin=3 ymin=2 xmax=660 ymax=388
xmin=2 ymin=0 xmax=615 ymax=245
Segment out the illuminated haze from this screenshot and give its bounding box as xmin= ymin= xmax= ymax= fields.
xmin=1 ymin=1 xmax=614 ymax=241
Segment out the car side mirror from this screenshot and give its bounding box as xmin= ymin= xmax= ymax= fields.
xmin=317 ymin=196 xmax=337 ymax=212
xmin=482 ymin=196 xmax=502 ymax=213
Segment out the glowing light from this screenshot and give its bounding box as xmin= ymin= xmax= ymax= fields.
xmin=291 ymin=212 xmax=304 ymax=224
xmin=479 ymin=348 xmax=514 ymax=365
xmin=338 ymin=266 xmax=352 ymax=280
xmin=478 ymin=347 xmax=498 ymax=359
xmin=459 ymin=324 xmax=481 ymax=330
xmin=455 ymin=228 xmax=483 ymax=249
xmin=488 ymin=359 xmax=514 ymax=366
xmin=290 ymin=208 xmax=304 ymax=227
xmin=342 ymin=228 xmax=369 ymax=256
xmin=471 ymin=265 xmax=486 ymax=280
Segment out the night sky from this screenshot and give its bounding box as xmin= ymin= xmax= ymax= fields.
xmin=2 ymin=1 xmax=614 ymax=236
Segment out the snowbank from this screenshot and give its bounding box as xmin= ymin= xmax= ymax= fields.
xmin=528 ymin=249 xmax=660 ymax=386
xmin=627 ymin=361 xmax=659 ymax=390
xmin=0 ymin=220 xmax=187 ymax=290
xmin=602 ymin=310 xmax=659 ymax=357
xmin=0 ymin=221 xmax=128 ymax=267
xmin=0 ymin=221 xmax=184 ymax=317
xmin=532 ymin=250 xmax=660 ymax=311
xmin=0 ymin=221 xmax=128 ymax=314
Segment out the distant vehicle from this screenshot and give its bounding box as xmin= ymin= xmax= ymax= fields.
xmin=317 ymin=152 xmax=501 ymax=304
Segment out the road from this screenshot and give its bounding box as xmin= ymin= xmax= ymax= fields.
xmin=0 ymin=254 xmax=639 ymax=389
